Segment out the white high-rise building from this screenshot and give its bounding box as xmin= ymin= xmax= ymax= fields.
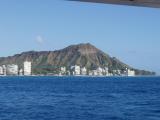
xmin=6 ymin=64 xmax=18 ymax=75
xmin=19 ymin=69 xmax=23 ymax=76
xmin=24 ymin=61 xmax=32 ymax=75
xmin=70 ymin=65 xmax=80 ymax=75
xmin=0 ymin=66 xmax=3 ymax=75
xmin=2 ymin=65 xmax=6 ymax=75
xmin=127 ymin=69 xmax=135 ymax=76
xmin=81 ymin=67 xmax=87 ymax=75
xmin=96 ymin=67 xmax=103 ymax=76
xmin=60 ymin=67 xmax=66 ymax=74
xmin=104 ymin=67 xmax=109 ymax=76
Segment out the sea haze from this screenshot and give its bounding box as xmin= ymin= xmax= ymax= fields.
xmin=0 ymin=76 xmax=160 ymax=120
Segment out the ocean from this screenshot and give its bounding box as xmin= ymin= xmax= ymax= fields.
xmin=0 ymin=76 xmax=160 ymax=120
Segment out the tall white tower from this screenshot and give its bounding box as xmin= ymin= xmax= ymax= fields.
xmin=24 ymin=61 xmax=32 ymax=75
xmin=0 ymin=66 xmax=3 ymax=75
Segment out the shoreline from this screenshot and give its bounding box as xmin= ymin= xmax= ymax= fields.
xmin=0 ymin=75 xmax=158 ymax=78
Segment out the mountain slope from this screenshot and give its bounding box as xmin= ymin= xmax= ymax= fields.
xmin=0 ymin=43 xmax=155 ymax=75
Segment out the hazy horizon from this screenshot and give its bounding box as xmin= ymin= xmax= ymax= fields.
xmin=0 ymin=0 xmax=160 ymax=74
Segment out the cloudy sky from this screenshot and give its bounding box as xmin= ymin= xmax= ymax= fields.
xmin=0 ymin=0 xmax=160 ymax=74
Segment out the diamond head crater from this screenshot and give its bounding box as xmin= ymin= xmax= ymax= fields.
xmin=0 ymin=43 xmax=155 ymax=76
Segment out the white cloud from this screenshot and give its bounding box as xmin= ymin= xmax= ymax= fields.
xmin=36 ymin=35 xmax=44 ymax=44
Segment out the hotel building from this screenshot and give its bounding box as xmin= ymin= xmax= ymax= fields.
xmin=24 ymin=61 xmax=32 ymax=75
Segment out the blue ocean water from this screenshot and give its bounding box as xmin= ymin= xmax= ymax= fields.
xmin=0 ymin=76 xmax=160 ymax=120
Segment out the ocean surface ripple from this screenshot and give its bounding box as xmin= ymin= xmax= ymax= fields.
xmin=0 ymin=76 xmax=160 ymax=120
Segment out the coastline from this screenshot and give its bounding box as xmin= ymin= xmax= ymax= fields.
xmin=0 ymin=75 xmax=158 ymax=78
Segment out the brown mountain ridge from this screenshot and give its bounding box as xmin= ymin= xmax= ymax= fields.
xmin=0 ymin=43 xmax=155 ymax=75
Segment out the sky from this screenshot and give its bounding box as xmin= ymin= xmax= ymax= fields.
xmin=0 ymin=0 xmax=160 ymax=74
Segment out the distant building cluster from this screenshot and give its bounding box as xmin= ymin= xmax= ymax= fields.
xmin=58 ymin=65 xmax=135 ymax=76
xmin=0 ymin=62 xmax=135 ymax=76
xmin=0 ymin=61 xmax=32 ymax=76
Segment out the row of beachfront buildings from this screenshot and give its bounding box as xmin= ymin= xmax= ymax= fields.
xmin=0 ymin=61 xmax=32 ymax=76
xmin=59 ymin=65 xmax=135 ymax=76
xmin=0 ymin=62 xmax=135 ymax=76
